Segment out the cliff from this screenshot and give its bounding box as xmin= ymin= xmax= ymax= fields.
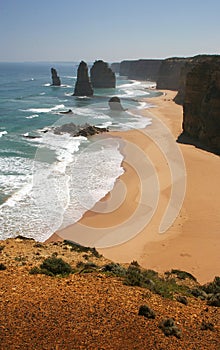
xmin=119 ymin=59 xmax=162 ymax=81
xmin=51 ymin=67 xmax=61 ymax=86
xmin=90 ymin=60 xmax=116 ymax=88
xmin=156 ymin=58 xmax=186 ymax=90
xmin=174 ymin=55 xmax=219 ymax=105
xmin=73 ymin=61 xmax=93 ymax=96
xmin=111 ymin=62 xmax=120 ymax=73
xmin=182 ymin=56 xmax=220 ymax=153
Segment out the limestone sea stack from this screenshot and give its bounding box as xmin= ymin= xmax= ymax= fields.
xmin=51 ymin=68 xmax=61 ymax=86
xmin=90 ymin=60 xmax=116 ymax=88
xmin=108 ymin=96 xmax=125 ymax=111
xmin=73 ymin=61 xmax=93 ymax=96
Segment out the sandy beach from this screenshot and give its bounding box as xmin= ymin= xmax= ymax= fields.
xmin=48 ymin=91 xmax=220 ymax=284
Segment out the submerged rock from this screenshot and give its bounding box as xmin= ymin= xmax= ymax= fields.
xmin=108 ymin=96 xmax=125 ymax=111
xmin=51 ymin=68 xmax=61 ymax=86
xmin=90 ymin=60 xmax=116 ymax=88
xmin=73 ymin=61 xmax=93 ymax=97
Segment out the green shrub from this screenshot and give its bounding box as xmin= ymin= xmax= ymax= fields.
xmin=63 ymin=240 xmax=101 ymax=258
xmin=29 ymin=266 xmax=41 ymax=275
xmin=101 ymin=263 xmax=127 ymax=277
xmin=138 ymin=305 xmax=156 ymax=319
xmin=166 ymin=269 xmax=197 ymax=282
xmin=39 ymin=256 xmax=73 ymax=276
xmin=202 ymin=276 xmax=220 ymax=294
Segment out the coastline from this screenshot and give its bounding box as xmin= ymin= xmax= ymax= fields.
xmin=47 ymin=90 xmax=220 ymax=284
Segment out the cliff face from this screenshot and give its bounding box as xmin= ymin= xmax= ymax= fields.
xmin=156 ymin=58 xmax=186 ymax=90
xmin=119 ymin=59 xmax=162 ymax=81
xmin=111 ymin=62 xmax=120 ymax=73
xmin=183 ymin=56 xmax=220 ymax=152
xmin=90 ymin=60 xmax=116 ymax=88
xmin=51 ymin=68 xmax=61 ymax=86
xmin=73 ymin=61 xmax=93 ymax=96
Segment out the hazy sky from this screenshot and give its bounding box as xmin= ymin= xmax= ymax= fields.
xmin=0 ymin=0 xmax=219 ymax=62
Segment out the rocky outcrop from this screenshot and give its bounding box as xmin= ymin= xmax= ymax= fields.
xmin=111 ymin=63 xmax=120 ymax=73
xmin=53 ymin=123 xmax=109 ymax=137
xmin=73 ymin=61 xmax=93 ymax=96
xmin=119 ymin=59 xmax=162 ymax=81
xmin=156 ymin=58 xmax=186 ymax=90
xmin=182 ymin=56 xmax=220 ymax=153
xmin=108 ymin=96 xmax=125 ymax=111
xmin=90 ymin=60 xmax=116 ymax=88
xmin=51 ymin=68 xmax=61 ymax=86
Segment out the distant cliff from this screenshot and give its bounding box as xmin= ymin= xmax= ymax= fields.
xmin=156 ymin=58 xmax=186 ymax=90
xmin=182 ymin=56 xmax=220 ymax=153
xmin=119 ymin=59 xmax=162 ymax=81
xmin=111 ymin=63 xmax=120 ymax=73
xmin=73 ymin=61 xmax=93 ymax=97
xmin=90 ymin=60 xmax=116 ymax=88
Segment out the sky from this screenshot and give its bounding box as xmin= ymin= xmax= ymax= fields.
xmin=0 ymin=0 xmax=219 ymax=62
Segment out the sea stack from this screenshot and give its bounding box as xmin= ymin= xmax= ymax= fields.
xmin=90 ymin=60 xmax=116 ymax=88
xmin=73 ymin=61 xmax=93 ymax=96
xmin=108 ymin=96 xmax=125 ymax=111
xmin=51 ymin=68 xmax=61 ymax=86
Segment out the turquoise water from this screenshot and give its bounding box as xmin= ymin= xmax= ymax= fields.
xmin=0 ymin=62 xmax=160 ymax=241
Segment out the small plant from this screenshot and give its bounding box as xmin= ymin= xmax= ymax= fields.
xmin=166 ymin=269 xmax=197 ymax=282
xmin=202 ymin=276 xmax=220 ymax=294
xmin=76 ymin=261 xmax=98 ymax=273
xmin=201 ymin=320 xmax=215 ymax=331
xmin=29 ymin=266 xmax=41 ymax=275
xmin=63 ymin=240 xmax=101 ymax=258
xmin=40 ymin=256 xmax=73 ymax=276
xmin=0 ymin=263 xmax=6 ymax=270
xmin=176 ymin=295 xmax=188 ymax=305
xmin=0 ymin=245 xmax=5 ymax=252
xmin=159 ymin=318 xmax=182 ymax=338
xmin=138 ymin=305 xmax=156 ymax=319
xmin=101 ymin=263 xmax=126 ymax=277
xmin=207 ymin=293 xmax=220 ymax=307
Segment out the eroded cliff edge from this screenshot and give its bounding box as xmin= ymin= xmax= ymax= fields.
xmin=182 ymin=56 xmax=220 ymax=153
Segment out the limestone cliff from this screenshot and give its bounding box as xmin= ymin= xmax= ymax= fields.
xmin=90 ymin=60 xmax=116 ymax=88
xmin=73 ymin=61 xmax=93 ymax=96
xmin=156 ymin=58 xmax=186 ymax=90
xmin=183 ymin=56 xmax=220 ymax=153
xmin=51 ymin=68 xmax=61 ymax=86
xmin=119 ymin=59 xmax=162 ymax=81
xmin=111 ymin=62 xmax=120 ymax=73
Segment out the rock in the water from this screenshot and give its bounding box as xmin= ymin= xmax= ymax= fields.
xmin=90 ymin=60 xmax=116 ymax=88
xmin=73 ymin=61 xmax=93 ymax=96
xmin=108 ymin=96 xmax=125 ymax=111
xmin=183 ymin=56 xmax=220 ymax=153
xmin=52 ymin=123 xmax=109 ymax=137
xmin=51 ymin=68 xmax=61 ymax=86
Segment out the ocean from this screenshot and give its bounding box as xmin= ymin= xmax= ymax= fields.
xmin=0 ymin=62 xmax=160 ymax=242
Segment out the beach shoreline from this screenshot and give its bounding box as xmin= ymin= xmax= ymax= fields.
xmin=47 ymin=90 xmax=220 ymax=284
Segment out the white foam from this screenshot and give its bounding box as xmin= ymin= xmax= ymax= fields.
xmin=0 ymin=131 xmax=7 ymax=137
xmin=26 ymin=114 xmax=39 ymax=119
xmin=22 ymin=104 xmax=65 ymax=114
